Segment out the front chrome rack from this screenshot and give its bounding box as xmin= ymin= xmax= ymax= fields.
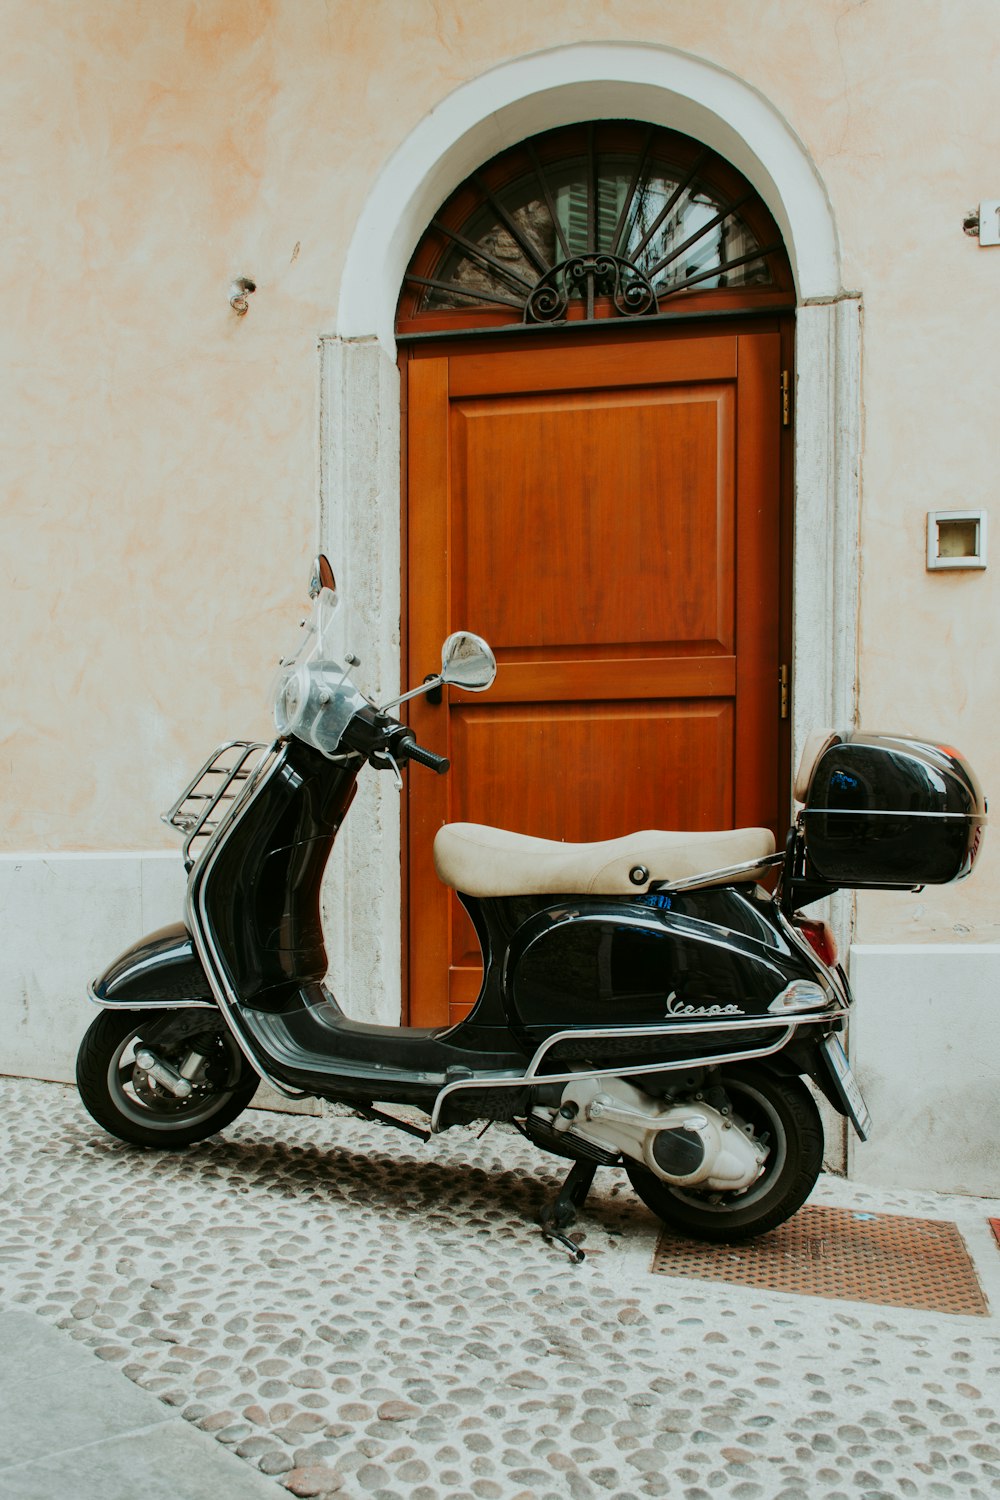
xmin=162 ymin=740 xmax=268 ymax=868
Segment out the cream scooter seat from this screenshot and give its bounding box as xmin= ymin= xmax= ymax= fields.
xmin=433 ymin=823 xmax=777 ymax=898
xmin=434 ymin=728 xmax=845 ymax=899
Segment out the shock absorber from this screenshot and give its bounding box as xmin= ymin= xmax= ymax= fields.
xmin=134 ymin=1048 xmax=193 ymax=1099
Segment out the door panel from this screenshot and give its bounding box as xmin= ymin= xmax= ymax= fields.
xmin=452 ymin=386 xmax=734 ymax=651
xmin=405 ymin=329 xmax=782 ymax=1026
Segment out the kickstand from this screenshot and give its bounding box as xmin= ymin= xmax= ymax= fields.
xmin=538 ymin=1161 xmax=597 ymax=1263
xmin=352 ymin=1104 xmax=431 ymax=1143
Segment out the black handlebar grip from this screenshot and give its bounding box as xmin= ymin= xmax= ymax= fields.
xmin=402 ymin=738 xmax=450 ymax=774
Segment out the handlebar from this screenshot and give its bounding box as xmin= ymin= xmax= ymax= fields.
xmin=343 ymin=709 xmax=450 ymax=775
xmin=397 ymin=735 xmax=450 ymax=775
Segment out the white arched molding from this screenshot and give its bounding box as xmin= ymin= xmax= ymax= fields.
xmin=337 ymin=43 xmax=840 ymax=351
xmin=320 ymin=44 xmax=860 ymax=1027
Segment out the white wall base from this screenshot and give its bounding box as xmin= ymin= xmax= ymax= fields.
xmin=0 ymin=851 xmax=187 ymax=1085
xmin=0 ymin=850 xmax=322 ymax=1117
xmin=848 ymin=943 xmax=1000 ymax=1196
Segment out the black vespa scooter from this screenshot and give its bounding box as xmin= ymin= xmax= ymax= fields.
xmin=77 ymin=558 xmax=987 ymax=1253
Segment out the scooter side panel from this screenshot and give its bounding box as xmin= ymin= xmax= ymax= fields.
xmin=90 ymin=922 xmax=216 ymax=1008
xmin=507 ymin=887 xmax=820 ymax=1037
xmin=446 ymin=893 xmax=556 ymax=1043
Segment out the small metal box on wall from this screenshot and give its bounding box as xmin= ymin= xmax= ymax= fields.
xmin=926 ymin=509 xmax=988 ymax=570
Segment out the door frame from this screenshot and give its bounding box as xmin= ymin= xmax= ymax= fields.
xmin=317 ymin=45 xmax=859 ymax=1029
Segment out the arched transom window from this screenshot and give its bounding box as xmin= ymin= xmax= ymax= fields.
xmin=397 ymin=121 xmax=793 ymax=335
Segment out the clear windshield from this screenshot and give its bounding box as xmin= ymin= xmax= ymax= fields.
xmin=276 ymin=586 xmax=340 ymax=677
xmin=271 ymin=586 xmax=367 ymax=755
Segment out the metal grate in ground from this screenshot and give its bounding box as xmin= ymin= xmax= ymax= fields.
xmin=652 ymin=1203 xmax=989 ymax=1316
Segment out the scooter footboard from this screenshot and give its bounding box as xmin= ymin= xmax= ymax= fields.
xmin=89 ymin=921 xmax=217 ymax=1010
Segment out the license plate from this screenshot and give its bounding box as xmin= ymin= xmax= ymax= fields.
xmin=820 ymin=1034 xmax=872 ymax=1140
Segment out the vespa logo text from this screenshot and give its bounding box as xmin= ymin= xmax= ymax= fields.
xmin=665 ymin=992 xmax=744 ymax=1018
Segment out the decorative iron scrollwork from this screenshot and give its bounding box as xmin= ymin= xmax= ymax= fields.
xmin=525 ymin=254 xmax=658 ymax=324
xmin=401 ymin=121 xmax=786 ymax=329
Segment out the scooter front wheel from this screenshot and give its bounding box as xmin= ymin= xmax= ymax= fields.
xmin=76 ymin=1008 xmax=259 ymax=1149
xmin=624 ymin=1065 xmax=823 ymax=1243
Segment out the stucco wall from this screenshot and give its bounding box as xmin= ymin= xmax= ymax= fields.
xmin=3 ymin=2 xmax=997 ymax=893
xmin=3 ymin=4 xmax=999 ymax=1000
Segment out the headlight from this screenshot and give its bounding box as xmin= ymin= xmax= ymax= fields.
xmin=274 ymin=666 xmax=306 ymax=735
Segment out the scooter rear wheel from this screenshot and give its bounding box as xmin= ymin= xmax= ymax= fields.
xmin=76 ymin=1008 xmax=259 ymax=1149
xmin=624 ymin=1065 xmax=823 ymax=1243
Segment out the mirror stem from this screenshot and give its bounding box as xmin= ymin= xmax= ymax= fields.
xmin=378 ymin=676 xmax=444 ymax=714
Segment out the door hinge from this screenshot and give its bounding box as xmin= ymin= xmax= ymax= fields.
xmin=779 ymin=663 xmax=790 ymax=719
xmin=780 ymin=369 xmax=791 ymax=427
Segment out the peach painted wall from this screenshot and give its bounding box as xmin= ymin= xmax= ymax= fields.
xmin=3 ymin=1 xmax=999 ymax=944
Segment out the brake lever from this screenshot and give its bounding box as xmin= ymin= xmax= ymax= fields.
xmin=369 ymin=744 xmax=404 ymax=790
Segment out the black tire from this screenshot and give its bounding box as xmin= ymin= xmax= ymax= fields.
xmin=76 ymin=1008 xmax=259 ymax=1149
xmin=624 ymin=1065 xmax=824 ymax=1243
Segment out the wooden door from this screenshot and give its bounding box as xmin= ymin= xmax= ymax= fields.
xmin=405 ymin=326 xmax=784 ymax=1026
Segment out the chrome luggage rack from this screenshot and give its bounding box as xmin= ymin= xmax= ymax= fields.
xmin=162 ymin=740 xmax=269 ymax=868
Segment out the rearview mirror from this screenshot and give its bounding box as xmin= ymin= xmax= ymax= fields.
xmin=377 ymin=630 xmax=497 ymax=714
xmin=308 ymin=555 xmax=337 ymax=599
xmin=440 ymin=632 xmax=497 ymax=692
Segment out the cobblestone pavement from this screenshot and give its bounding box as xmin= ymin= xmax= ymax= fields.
xmin=3 ymin=1075 xmax=1000 ymax=1500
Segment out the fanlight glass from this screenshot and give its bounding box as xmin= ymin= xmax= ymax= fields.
xmin=401 ymin=120 xmax=788 ymax=327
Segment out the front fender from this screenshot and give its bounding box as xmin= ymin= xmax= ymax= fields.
xmin=90 ymin=922 xmax=216 ymax=1009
